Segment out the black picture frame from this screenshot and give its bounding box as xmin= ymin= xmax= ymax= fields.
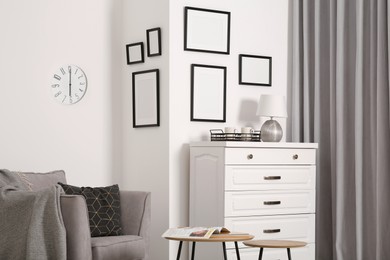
xmin=239 ymin=54 xmax=272 ymax=86
xmin=146 ymin=27 xmax=162 ymax=57
xmin=126 ymin=42 xmax=144 ymax=65
xmin=191 ymin=64 xmax=227 ymax=122
xmin=132 ymin=69 xmax=160 ymax=128
xmin=184 ymin=7 xmax=231 ymax=55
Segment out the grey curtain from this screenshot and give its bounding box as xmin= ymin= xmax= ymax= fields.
xmin=288 ymin=0 xmax=390 ymax=260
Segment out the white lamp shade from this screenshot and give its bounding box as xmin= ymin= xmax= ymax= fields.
xmin=256 ymin=95 xmax=288 ymax=118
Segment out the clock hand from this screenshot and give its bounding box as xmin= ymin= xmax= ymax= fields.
xmin=68 ymin=66 xmax=72 ymax=97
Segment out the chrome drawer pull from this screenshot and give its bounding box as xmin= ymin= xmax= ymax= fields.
xmin=264 ymin=176 xmax=281 ymax=180
xmin=263 ymin=229 xmax=281 ymax=233
xmin=264 ymin=201 xmax=281 ymax=205
xmin=247 ymin=154 xmax=253 ymax=160
xmin=293 ymin=154 xmax=299 ymax=160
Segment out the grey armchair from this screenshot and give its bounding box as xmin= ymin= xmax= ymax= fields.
xmin=21 ymin=171 xmax=151 ymax=260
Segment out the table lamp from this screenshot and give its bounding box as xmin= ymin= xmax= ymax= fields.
xmin=256 ymin=95 xmax=288 ymax=142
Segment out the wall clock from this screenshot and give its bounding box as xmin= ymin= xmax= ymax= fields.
xmin=51 ymin=65 xmax=87 ymax=105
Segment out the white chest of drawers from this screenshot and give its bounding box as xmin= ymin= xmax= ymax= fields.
xmin=189 ymin=142 xmax=318 ymax=260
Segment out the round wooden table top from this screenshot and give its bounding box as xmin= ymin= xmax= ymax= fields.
xmin=243 ymin=240 xmax=307 ymax=248
xmin=165 ymin=234 xmax=254 ymax=243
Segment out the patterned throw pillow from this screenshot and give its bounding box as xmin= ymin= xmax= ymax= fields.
xmin=58 ymin=183 xmax=123 ymax=237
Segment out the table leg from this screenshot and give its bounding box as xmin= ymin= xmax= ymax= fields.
xmin=222 ymin=242 xmax=228 ymax=260
xmin=234 ymin=241 xmax=241 ymax=260
xmin=176 ymin=241 xmax=183 ymax=260
xmin=191 ymin=242 xmax=196 ymax=260
xmin=258 ymin=247 xmax=264 ymax=260
xmin=287 ymin=248 xmax=292 ymax=260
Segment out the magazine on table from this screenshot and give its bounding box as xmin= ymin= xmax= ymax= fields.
xmin=162 ymin=227 xmax=231 ymax=239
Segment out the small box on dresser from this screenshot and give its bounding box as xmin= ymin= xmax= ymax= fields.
xmin=189 ymin=142 xmax=318 ymax=260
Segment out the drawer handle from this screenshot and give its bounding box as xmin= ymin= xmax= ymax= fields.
xmin=247 ymin=154 xmax=253 ymax=160
xmin=263 ymin=229 xmax=281 ymax=234
xmin=264 ymin=201 xmax=281 ymax=205
xmin=264 ymin=176 xmax=281 ymax=180
xmin=293 ymin=154 xmax=299 ymax=160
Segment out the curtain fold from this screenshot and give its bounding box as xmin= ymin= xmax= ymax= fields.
xmin=289 ymin=0 xmax=390 ymax=259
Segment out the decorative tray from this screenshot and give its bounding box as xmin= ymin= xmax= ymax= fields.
xmin=210 ymin=129 xmax=261 ymax=142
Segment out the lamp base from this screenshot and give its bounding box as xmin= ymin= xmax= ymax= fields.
xmin=261 ymin=119 xmax=283 ymax=142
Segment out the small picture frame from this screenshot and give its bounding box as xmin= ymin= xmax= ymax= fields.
xmin=239 ymin=54 xmax=272 ymax=86
xmin=132 ymin=69 xmax=160 ymax=128
xmin=191 ymin=64 xmax=227 ymax=122
xmin=126 ymin=42 xmax=144 ymax=65
xmin=184 ymin=7 xmax=231 ymax=55
xmin=146 ymin=27 xmax=162 ymax=57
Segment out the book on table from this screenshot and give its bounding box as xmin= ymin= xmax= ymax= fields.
xmin=162 ymin=227 xmax=231 ymax=239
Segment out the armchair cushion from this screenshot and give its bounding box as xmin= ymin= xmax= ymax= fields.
xmin=91 ymin=235 xmax=145 ymax=260
xmin=59 ymin=183 xmax=123 ymax=237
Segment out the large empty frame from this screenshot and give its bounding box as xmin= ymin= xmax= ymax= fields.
xmin=191 ymin=64 xmax=226 ymax=122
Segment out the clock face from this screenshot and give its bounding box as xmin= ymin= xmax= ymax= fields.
xmin=51 ymin=65 xmax=87 ymax=105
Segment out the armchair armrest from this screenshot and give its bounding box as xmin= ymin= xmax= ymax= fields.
xmin=120 ymin=191 xmax=151 ymax=258
xmin=60 ymin=195 xmax=92 ymax=260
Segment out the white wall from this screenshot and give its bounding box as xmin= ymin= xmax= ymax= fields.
xmin=168 ymin=0 xmax=289 ymax=258
xmin=121 ymin=0 xmax=170 ymax=259
xmin=120 ymin=0 xmax=289 ymax=259
xmin=0 ymin=0 xmax=123 ymax=186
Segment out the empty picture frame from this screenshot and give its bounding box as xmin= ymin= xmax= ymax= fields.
xmin=132 ymin=69 xmax=160 ymax=128
xmin=184 ymin=7 xmax=231 ymax=55
xmin=146 ymin=27 xmax=162 ymax=57
xmin=239 ymin=54 xmax=272 ymax=86
xmin=126 ymin=42 xmax=144 ymax=65
xmin=191 ymin=64 xmax=227 ymax=122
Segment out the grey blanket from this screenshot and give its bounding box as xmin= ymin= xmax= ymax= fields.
xmin=0 ymin=169 xmax=66 ymax=260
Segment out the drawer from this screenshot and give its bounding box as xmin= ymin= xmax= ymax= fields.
xmin=225 ymin=190 xmax=315 ymax=217
xmin=225 ymin=148 xmax=316 ymax=165
xmin=227 ymin=243 xmax=315 ymax=260
xmin=225 ymin=214 xmax=315 ymax=249
xmin=225 ymin=166 xmax=315 ymax=191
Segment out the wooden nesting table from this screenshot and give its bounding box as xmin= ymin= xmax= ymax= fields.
xmin=165 ymin=233 xmax=254 ymax=260
xmin=243 ymin=240 xmax=307 ymax=260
